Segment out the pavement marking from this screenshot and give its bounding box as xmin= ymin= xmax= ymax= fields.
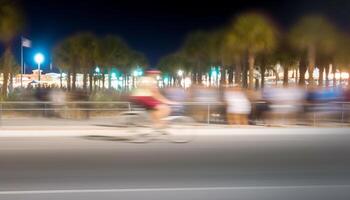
xmin=1 ymin=185 xmax=350 ymax=195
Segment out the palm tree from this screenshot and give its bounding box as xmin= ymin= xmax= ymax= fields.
xmin=289 ymin=15 xmax=338 ymax=86
xmin=225 ymin=27 xmax=244 ymax=86
xmin=255 ymin=51 xmax=277 ymax=88
xmin=181 ymin=31 xmax=212 ymax=84
xmin=0 ymin=1 xmax=23 ymax=97
xmin=228 ymin=12 xmax=277 ymax=89
xmin=95 ymin=35 xmax=130 ymax=90
xmin=69 ymin=32 xmax=98 ymax=91
xmin=73 ymin=33 xmax=97 ymax=90
xmin=334 ymin=34 xmax=350 ymax=87
xmin=53 ymin=32 xmax=98 ymax=91
xmin=158 ymin=53 xmax=189 ymax=86
xmin=122 ymin=50 xmax=148 ymax=90
xmin=53 ymin=37 xmax=75 ymax=90
xmin=273 ymin=39 xmax=299 ymax=86
xmin=0 ymin=49 xmax=18 ymax=93
xmin=206 ymin=30 xmax=228 ymax=86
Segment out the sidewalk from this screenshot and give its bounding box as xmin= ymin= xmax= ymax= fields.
xmin=0 ymin=117 xmax=349 ymax=137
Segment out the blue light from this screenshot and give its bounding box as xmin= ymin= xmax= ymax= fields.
xmin=34 ymin=53 xmax=44 ymax=65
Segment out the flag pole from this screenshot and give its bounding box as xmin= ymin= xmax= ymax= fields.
xmin=20 ymin=36 xmax=23 ymax=87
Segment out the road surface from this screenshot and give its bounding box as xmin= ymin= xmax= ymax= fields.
xmin=1 ymin=128 xmax=350 ymax=199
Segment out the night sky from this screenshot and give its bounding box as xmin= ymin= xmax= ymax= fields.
xmin=16 ymin=0 xmax=350 ymax=70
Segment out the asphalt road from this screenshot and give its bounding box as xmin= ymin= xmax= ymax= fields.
xmin=1 ymin=129 xmax=350 ymax=199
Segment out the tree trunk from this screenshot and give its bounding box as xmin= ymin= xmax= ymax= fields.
xmin=242 ymin=61 xmax=248 ymax=88
xmin=83 ymin=70 xmax=88 ymax=90
xmin=124 ymin=75 xmax=127 ymax=91
xmin=260 ymin=66 xmax=266 ymax=89
xmin=191 ymin=73 xmax=195 ymax=85
xmin=108 ymin=68 xmax=112 ymax=89
xmin=234 ymin=62 xmax=241 ymax=86
xmin=248 ymin=52 xmax=255 ymax=89
xmin=333 ymin=65 xmax=337 ymax=87
xmin=9 ymin=72 xmax=13 ymax=93
xmin=1 ymin=47 xmax=12 ymax=97
xmin=274 ymin=69 xmax=279 ymax=85
xmin=60 ymin=71 xmax=63 ymax=89
xmin=220 ymin=67 xmax=226 ymax=86
xmin=307 ymin=45 xmax=316 ymax=85
xmin=283 ymin=66 xmax=289 ymax=86
xmin=72 ymin=69 xmax=76 ymax=91
xmin=67 ymin=71 xmax=71 ymax=91
xmin=89 ymin=71 xmax=93 ymax=92
xmin=198 ymin=70 xmax=203 ymax=84
xmin=299 ymin=58 xmax=307 ymax=86
xmin=197 ymin=61 xmax=201 ymax=85
xmin=325 ymin=64 xmax=330 ymax=87
xmin=228 ymin=66 xmax=234 ymax=84
xmin=318 ymin=65 xmax=325 ymax=86
xmin=94 ymin=75 xmax=97 ymax=91
xmin=2 ymin=70 xmax=9 ymax=97
xmin=255 ymin=77 xmax=259 ymax=89
xmin=102 ymin=69 xmax=105 ymax=90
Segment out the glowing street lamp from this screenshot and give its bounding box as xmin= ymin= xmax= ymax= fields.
xmin=177 ymin=70 xmax=184 ymax=77
xmin=95 ymin=66 xmax=100 ymax=74
xmin=34 ymin=53 xmax=44 ymax=82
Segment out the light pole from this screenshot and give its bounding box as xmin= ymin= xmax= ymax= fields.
xmin=34 ymin=53 xmax=44 ymax=82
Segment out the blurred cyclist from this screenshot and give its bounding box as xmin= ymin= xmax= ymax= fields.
xmin=131 ymin=69 xmax=177 ymax=128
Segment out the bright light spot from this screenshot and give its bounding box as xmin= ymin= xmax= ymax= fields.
xmin=164 ymin=77 xmax=169 ymax=83
xmin=177 ymin=70 xmax=184 ymax=76
xmin=111 ymin=72 xmax=117 ymax=78
xmin=335 ymin=72 xmax=349 ymax=79
xmin=95 ymin=67 xmax=100 ymax=73
xmin=133 ymin=69 xmax=143 ymax=76
xmin=184 ymin=77 xmax=191 ymax=88
xmin=34 ymin=53 xmax=44 ymax=64
xmin=341 ymin=73 xmax=349 ymax=79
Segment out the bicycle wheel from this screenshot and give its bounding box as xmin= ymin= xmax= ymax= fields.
xmin=116 ymin=111 xmax=153 ymax=143
xmin=165 ymin=116 xmax=197 ymax=143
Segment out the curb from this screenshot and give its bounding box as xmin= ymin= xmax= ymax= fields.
xmin=0 ymin=127 xmax=349 ymax=137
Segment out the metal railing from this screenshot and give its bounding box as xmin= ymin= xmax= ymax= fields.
xmin=0 ymin=101 xmax=349 ymax=127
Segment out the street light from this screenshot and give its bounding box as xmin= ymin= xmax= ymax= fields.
xmin=34 ymin=53 xmax=44 ymax=82
xmin=177 ymin=70 xmax=184 ymax=77
xmin=177 ymin=70 xmax=185 ymax=87
xmin=95 ymin=67 xmax=101 ymax=88
xmin=95 ymin=66 xmax=100 ymax=73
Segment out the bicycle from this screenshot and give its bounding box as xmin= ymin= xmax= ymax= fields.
xmin=115 ymin=106 xmax=197 ymax=143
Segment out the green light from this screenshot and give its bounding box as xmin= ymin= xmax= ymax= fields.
xmin=164 ymin=77 xmax=169 ymax=83
xmin=133 ymin=68 xmax=143 ymax=77
xmin=95 ymin=67 xmax=100 ymax=73
xmin=211 ymin=67 xmax=217 ymax=77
